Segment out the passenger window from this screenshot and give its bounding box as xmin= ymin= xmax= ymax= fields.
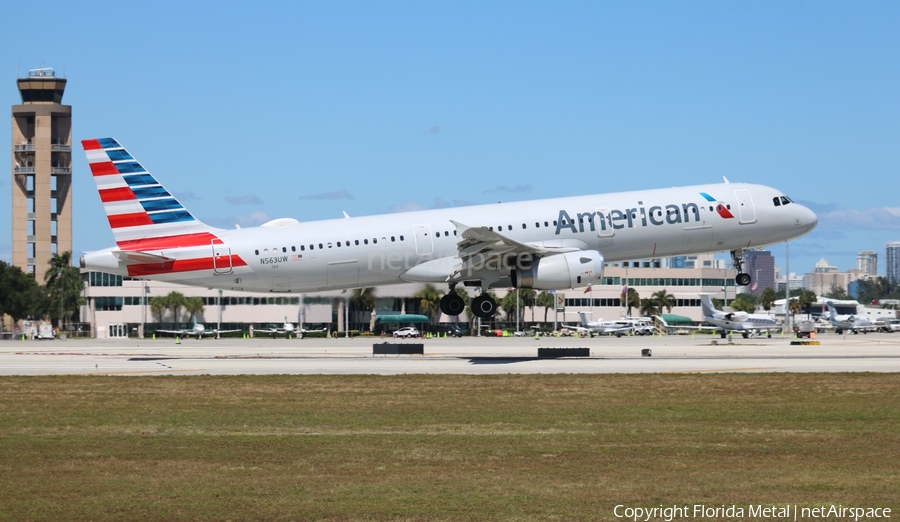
xmin=301 ymin=245 xmax=305 ymax=251
xmin=436 ymin=232 xmax=440 ymax=237
xmin=364 ymin=239 xmax=368 ymax=244
xmin=336 ymin=242 xmax=341 ymax=247
xmin=373 ymin=238 xmax=378 ymax=244
xmin=535 ymin=222 xmax=540 ymax=228
xmin=318 ymin=243 xmax=323 ymax=249
xmin=282 ymin=247 xmax=287 ymax=253
xmin=291 ymin=246 xmax=296 ymax=252
xmin=327 ymin=242 xmax=332 ymax=248
xmin=355 ymin=240 xmax=360 ymax=245
xmin=255 ymin=249 xmax=259 ymax=255
xmin=391 ymin=236 xmax=395 ymax=242
xmin=310 ymin=245 xmax=314 ymax=250
xmin=264 ymin=249 xmax=269 ymax=255
xmin=507 ymin=225 xmax=512 ymax=230
xmin=400 ymin=235 xmax=405 ymax=240
xmin=544 ymin=221 xmax=549 ymax=227
xmin=489 ymin=227 xmax=493 ymax=231
xmin=522 ymin=223 xmax=526 ymax=229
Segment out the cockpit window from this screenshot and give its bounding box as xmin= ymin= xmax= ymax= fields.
xmin=780 ymin=196 xmax=791 ymax=205
xmin=773 ymin=197 xmax=781 ymax=207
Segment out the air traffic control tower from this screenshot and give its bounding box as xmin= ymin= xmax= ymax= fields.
xmin=11 ymin=68 xmax=72 ymax=283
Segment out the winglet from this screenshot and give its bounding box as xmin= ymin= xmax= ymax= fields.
xmin=723 ymin=176 xmax=730 ymax=183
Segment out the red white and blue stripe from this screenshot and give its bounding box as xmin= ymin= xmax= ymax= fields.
xmin=82 ymin=138 xmax=247 ymax=276
xmin=83 ymin=138 xmax=208 ymax=244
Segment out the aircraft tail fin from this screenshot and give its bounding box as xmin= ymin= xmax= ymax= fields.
xmin=699 ymin=293 xmax=717 ymax=317
xmin=826 ymin=301 xmax=838 ymax=318
xmin=578 ymin=312 xmax=589 ymax=327
xmin=82 ymin=138 xmax=220 ymax=247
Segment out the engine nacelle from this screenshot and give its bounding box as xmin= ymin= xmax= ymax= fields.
xmin=511 ymin=250 xmax=605 ymax=290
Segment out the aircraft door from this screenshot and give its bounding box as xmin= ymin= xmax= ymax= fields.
xmin=595 ymin=207 xmax=614 ymax=237
xmin=212 ymin=238 xmax=233 ymax=274
xmin=734 ymin=189 xmax=757 ymax=224
xmin=413 ymin=224 xmax=434 ymax=255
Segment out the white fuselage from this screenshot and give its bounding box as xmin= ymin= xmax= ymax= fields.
xmin=85 ymin=182 xmax=817 ymax=293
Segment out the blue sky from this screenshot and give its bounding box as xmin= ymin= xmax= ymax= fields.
xmin=2 ymin=1 xmax=899 ymax=276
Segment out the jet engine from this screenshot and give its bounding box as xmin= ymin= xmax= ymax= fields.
xmin=511 ymin=250 xmax=604 ymax=290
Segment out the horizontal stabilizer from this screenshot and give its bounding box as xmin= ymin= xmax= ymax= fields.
xmin=112 ymin=250 xmax=176 ymax=265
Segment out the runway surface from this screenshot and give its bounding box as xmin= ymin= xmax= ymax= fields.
xmin=2 ymin=332 xmax=900 ymax=375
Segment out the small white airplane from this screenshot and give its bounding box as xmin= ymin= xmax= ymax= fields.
xmin=699 ymin=293 xmax=782 ymax=338
xmin=563 ymin=312 xmax=633 ymax=336
xmin=80 ymin=138 xmax=818 ymax=318
xmin=826 ymin=301 xmax=873 ymax=334
xmin=256 ymin=317 xmax=296 ymax=337
xmin=157 ymin=318 xmax=241 ymax=339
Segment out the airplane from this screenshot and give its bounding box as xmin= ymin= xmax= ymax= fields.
xmin=826 ymin=301 xmax=873 ymax=334
xmin=79 ymin=138 xmax=818 ymax=318
xmin=699 ymin=293 xmax=782 ymax=338
xmin=256 ymin=317 xmax=297 ymax=337
xmin=563 ymin=312 xmax=634 ymax=336
xmin=157 ymin=318 xmax=241 ymax=339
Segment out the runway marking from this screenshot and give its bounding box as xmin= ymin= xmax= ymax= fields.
xmin=666 ymin=367 xmax=778 ymax=374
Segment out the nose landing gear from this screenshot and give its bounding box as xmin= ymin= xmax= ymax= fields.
xmin=731 ymin=249 xmax=752 ymax=287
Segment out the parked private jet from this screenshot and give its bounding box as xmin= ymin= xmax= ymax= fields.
xmin=563 ymin=312 xmax=634 ymax=336
xmin=826 ymin=301 xmax=873 ymax=334
xmin=699 ymin=293 xmax=782 ymax=338
xmin=80 ymin=138 xmax=817 ymax=318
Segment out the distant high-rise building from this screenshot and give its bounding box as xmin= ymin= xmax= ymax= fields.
xmin=11 ymin=68 xmax=72 ymax=283
xmin=744 ymin=250 xmax=775 ymax=296
xmin=857 ymin=251 xmax=878 ymax=277
xmin=887 ymin=242 xmax=900 ymax=284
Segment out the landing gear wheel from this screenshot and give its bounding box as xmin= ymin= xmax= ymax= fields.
xmin=440 ymin=293 xmax=466 ymax=316
xmin=471 ymin=295 xmax=497 ymax=319
xmin=736 ymin=272 xmax=752 ymax=286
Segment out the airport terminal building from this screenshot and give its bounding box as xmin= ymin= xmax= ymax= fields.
xmin=80 ymin=264 xmax=740 ymax=338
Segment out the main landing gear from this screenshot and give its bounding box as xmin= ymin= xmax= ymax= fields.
xmin=440 ymin=283 xmax=498 ymax=319
xmin=439 ymin=286 xmax=467 ymax=317
xmin=731 ymin=249 xmax=752 ymax=287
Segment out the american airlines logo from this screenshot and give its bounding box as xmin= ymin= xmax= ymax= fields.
xmin=554 ymin=194 xmax=733 ymax=236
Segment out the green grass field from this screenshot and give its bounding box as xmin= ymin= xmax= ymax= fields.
xmin=1 ymin=374 xmax=898 ymax=521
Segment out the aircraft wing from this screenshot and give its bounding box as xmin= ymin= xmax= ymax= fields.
xmin=211 ymin=329 xmax=241 ymax=334
xmin=156 ymin=329 xmax=190 ymax=335
xmin=448 ymin=220 xmax=585 ymax=283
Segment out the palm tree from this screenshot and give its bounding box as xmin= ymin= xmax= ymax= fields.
xmin=624 ymin=288 xmax=641 ymax=317
xmin=518 ymin=288 xmax=536 ymax=325
xmin=537 ymin=291 xmax=556 ymax=324
xmin=731 ymin=293 xmax=757 ymax=313
xmin=414 ymin=284 xmax=444 ymax=325
xmin=351 ymin=288 xmax=377 ymax=331
xmin=759 ymin=287 xmax=778 ymax=311
xmin=640 ymin=297 xmax=659 ymax=317
xmin=149 ymin=296 xmax=167 ymax=325
xmin=165 ymin=291 xmax=187 ymax=328
xmin=184 ymin=297 xmax=205 ymax=325
xmin=500 ymin=291 xmax=519 ymax=323
xmin=43 ymin=252 xmax=85 ymax=330
xmin=651 ymin=289 xmax=675 ymax=314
